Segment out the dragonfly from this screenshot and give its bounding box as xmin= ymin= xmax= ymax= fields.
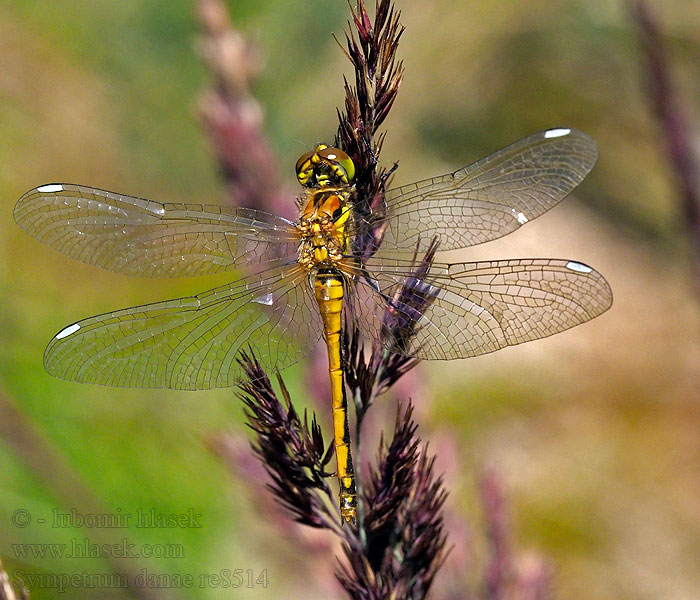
xmin=14 ymin=127 xmax=612 ymax=524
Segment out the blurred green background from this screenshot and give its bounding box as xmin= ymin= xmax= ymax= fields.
xmin=1 ymin=0 xmax=699 ymax=598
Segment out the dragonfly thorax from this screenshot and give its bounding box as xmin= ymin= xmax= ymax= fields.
xmin=297 ymin=187 xmax=352 ymax=271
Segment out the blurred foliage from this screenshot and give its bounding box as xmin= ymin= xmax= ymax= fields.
xmin=0 ymin=1 xmax=699 ymax=599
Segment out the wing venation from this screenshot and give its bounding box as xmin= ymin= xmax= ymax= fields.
xmin=44 ymin=265 xmax=321 ymax=389
xmin=14 ymin=183 xmax=300 ymax=276
xmin=355 ymin=256 xmax=612 ymax=360
xmin=375 ymin=129 xmax=598 ymax=253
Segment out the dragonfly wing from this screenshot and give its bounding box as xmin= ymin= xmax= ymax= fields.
xmin=14 ymin=183 xmax=300 ymax=276
xmin=44 ymin=264 xmax=321 ymax=389
xmin=356 ymin=257 xmax=612 ymax=360
xmin=377 ymin=128 xmax=598 ymax=252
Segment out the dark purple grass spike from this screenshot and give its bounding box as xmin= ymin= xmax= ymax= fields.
xmin=628 ymin=0 xmax=700 ymax=288
xmin=237 ymin=352 xmax=337 ymax=529
xmin=337 ymin=403 xmax=448 ymax=599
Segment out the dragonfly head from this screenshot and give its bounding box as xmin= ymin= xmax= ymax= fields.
xmin=295 ymin=145 xmax=355 ymax=188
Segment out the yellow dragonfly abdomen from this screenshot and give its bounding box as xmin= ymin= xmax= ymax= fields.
xmin=313 ymin=270 xmax=356 ymax=523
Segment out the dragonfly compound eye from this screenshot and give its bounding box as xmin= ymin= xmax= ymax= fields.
xmin=295 ymin=150 xmax=316 ymax=186
xmin=295 ymin=145 xmax=355 ymax=187
xmin=317 ymin=146 xmax=355 ymax=184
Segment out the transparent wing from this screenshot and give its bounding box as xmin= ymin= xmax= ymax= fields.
xmin=14 ymin=183 xmax=300 ymax=277
xmin=374 ymin=128 xmax=598 ymax=253
xmin=44 ymin=264 xmax=321 ymax=389
xmin=354 ymin=257 xmax=612 ymax=360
